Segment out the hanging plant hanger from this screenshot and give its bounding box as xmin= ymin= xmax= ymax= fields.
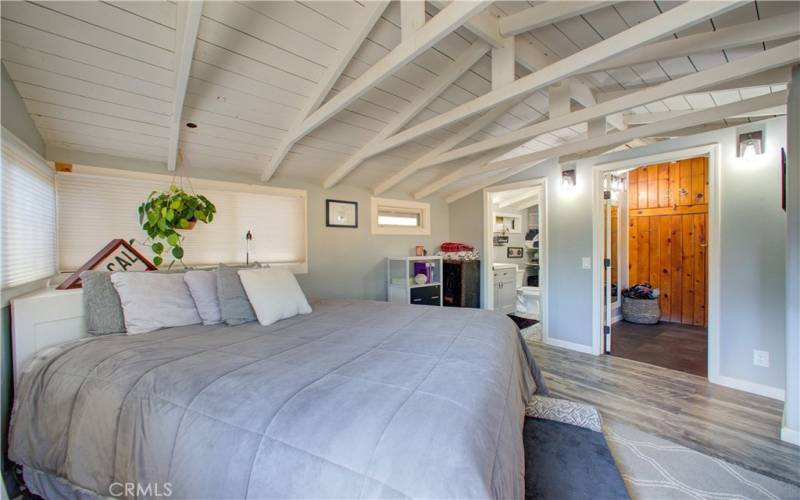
xmin=136 ymin=151 xmax=216 ymax=267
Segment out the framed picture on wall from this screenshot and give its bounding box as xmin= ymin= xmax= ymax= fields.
xmin=507 ymin=247 xmax=523 ymax=258
xmin=326 ymin=199 xmax=358 ymax=228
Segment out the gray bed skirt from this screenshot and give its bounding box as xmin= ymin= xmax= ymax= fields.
xmin=23 ymin=466 xmax=104 ymax=500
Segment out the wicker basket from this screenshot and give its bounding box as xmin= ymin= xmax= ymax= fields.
xmin=622 ymin=296 xmax=661 ymax=324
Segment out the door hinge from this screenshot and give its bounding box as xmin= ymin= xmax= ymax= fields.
xmin=603 ymin=190 xmax=612 ymax=200
xmin=604 ymin=258 xmax=611 ymax=268
xmin=603 ymin=325 xmax=610 ymax=334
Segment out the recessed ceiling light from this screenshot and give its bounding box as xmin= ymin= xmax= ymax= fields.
xmin=186 ymin=122 xmax=198 ymax=128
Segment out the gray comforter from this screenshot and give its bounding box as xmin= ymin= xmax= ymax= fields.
xmin=10 ymin=299 xmax=537 ymax=499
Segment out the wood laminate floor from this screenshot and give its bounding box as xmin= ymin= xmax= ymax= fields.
xmin=528 ymin=340 xmax=800 ymax=486
xmin=610 ymin=320 xmax=708 ymax=377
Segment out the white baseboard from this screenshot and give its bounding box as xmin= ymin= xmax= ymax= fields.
xmin=544 ymin=336 xmax=595 ymax=355
xmin=780 ymin=426 xmax=800 ymax=446
xmin=711 ymin=374 xmax=785 ymax=401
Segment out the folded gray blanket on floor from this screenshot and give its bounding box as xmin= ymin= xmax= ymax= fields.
xmin=10 ymin=299 xmax=539 ymax=499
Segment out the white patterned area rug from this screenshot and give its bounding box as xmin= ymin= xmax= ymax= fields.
xmin=604 ymin=419 xmax=800 ymax=500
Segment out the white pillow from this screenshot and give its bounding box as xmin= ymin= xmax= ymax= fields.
xmin=237 ymin=268 xmax=311 ymax=326
xmin=184 ymin=270 xmax=222 ymax=325
xmin=110 ymin=272 xmax=202 ymax=334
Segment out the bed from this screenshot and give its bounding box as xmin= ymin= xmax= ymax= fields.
xmin=9 ymin=298 xmax=540 ymax=499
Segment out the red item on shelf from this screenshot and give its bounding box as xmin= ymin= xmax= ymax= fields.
xmin=440 ymin=242 xmax=474 ymax=252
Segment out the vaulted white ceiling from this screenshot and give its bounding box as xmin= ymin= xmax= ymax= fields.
xmin=1 ymin=1 xmax=797 ymax=201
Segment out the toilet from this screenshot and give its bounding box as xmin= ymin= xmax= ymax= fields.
xmin=515 ymin=268 xmax=540 ymax=317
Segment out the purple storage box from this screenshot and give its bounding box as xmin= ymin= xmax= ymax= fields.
xmin=413 ymin=262 xmax=433 ymax=283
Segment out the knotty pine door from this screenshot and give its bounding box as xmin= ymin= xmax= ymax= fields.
xmin=627 ymin=157 xmax=708 ymax=327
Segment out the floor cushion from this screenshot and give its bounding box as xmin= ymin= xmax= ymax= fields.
xmin=524 ymin=418 xmax=629 ymax=500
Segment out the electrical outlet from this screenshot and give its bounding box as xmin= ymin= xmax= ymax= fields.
xmin=582 ymin=257 xmax=591 ymax=269
xmin=753 ymin=350 xmax=770 ymax=368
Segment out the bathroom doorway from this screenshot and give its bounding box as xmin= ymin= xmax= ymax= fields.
xmin=593 ymin=146 xmax=718 ymax=379
xmin=483 ymin=179 xmax=547 ymax=342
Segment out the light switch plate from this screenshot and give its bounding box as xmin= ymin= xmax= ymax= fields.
xmin=753 ymin=350 xmax=770 ymax=368
xmin=582 ymin=257 xmax=591 ymax=270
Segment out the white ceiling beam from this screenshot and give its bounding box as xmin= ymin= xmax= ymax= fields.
xmin=498 ymin=190 xmax=538 ymax=208
xmin=374 ymin=103 xmax=515 ymax=195
xmin=372 ymin=12 xmax=616 ymax=195
xmin=321 ymin=40 xmax=490 ymax=188
xmin=167 ymin=1 xmax=203 ymax=171
xmin=549 ymin=80 xmax=572 ymax=117
xmin=421 ymin=40 xmax=800 ymax=168
xmin=499 ymin=1 xmax=612 ymax=38
xmin=401 ymin=1 xmax=426 ymax=41
xmin=507 ymin=197 xmax=540 ymax=210
xmin=414 ymin=152 xmax=499 ymax=199
xmin=442 ymin=90 xmax=787 ymax=202
xmin=261 ymin=1 xmax=389 ymax=181
xmin=492 ymin=38 xmax=515 ymax=89
xmin=365 ymin=1 xmax=741 ymax=160
xmin=415 ymin=104 xmax=553 ymax=199
xmin=596 ymin=67 xmax=793 ymax=104
xmin=583 ymin=15 xmax=800 ymax=75
xmin=429 ymin=1 xmax=505 ymax=48
xmin=624 ymin=105 xmax=787 ymax=125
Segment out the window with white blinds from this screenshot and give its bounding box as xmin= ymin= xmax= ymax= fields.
xmin=1 ymin=131 xmax=58 ymax=289
xmin=57 ymin=167 xmax=307 ymax=272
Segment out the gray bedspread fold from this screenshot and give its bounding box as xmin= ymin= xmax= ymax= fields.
xmin=10 ymin=299 xmax=537 ymax=499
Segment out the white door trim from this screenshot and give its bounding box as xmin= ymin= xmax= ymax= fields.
xmin=590 ymin=144 xmax=721 ymax=385
xmin=483 ymin=178 xmax=549 ymax=343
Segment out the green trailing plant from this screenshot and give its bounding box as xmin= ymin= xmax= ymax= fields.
xmin=137 ymin=184 xmax=216 ymax=267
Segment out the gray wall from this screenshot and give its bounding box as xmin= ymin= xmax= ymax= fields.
xmin=279 ymin=181 xmax=451 ymax=301
xmin=1 ymin=65 xmax=44 ymax=157
xmin=783 ymin=66 xmax=799 ymax=440
xmin=471 ymin=118 xmax=788 ymax=393
xmin=449 ymin=191 xmax=486 ymax=305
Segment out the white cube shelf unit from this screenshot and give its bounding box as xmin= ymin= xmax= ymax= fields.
xmin=387 ymin=256 xmax=443 ymax=306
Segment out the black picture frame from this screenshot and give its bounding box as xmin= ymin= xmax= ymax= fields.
xmin=326 ymin=199 xmax=358 ymax=228
xmin=507 ymin=246 xmax=523 ymax=258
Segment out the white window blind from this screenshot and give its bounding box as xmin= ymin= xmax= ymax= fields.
xmin=57 ymin=168 xmax=307 ymax=271
xmin=1 ymin=131 xmax=57 ymax=288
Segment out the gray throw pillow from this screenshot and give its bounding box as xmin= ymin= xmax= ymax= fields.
xmin=81 ymin=271 xmax=126 ymax=335
xmin=184 ymin=270 xmax=222 ymax=325
xmin=217 ymin=263 xmax=262 ymax=325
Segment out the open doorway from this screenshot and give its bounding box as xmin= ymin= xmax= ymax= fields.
xmin=597 ymin=152 xmax=714 ymax=378
xmin=484 ymin=179 xmax=547 ymax=343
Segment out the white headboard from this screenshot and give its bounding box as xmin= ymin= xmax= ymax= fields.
xmin=11 ymin=287 xmax=87 ymax=384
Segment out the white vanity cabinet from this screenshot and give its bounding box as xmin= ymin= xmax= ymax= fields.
xmin=493 ymin=267 xmax=516 ymax=314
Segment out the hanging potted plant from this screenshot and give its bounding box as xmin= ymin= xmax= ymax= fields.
xmin=137 ymin=183 xmax=216 ymax=267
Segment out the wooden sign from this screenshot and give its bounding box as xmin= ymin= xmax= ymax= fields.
xmin=57 ymin=239 xmax=157 ymax=289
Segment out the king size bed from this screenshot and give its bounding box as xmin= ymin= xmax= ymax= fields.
xmin=10 ymin=299 xmax=541 ymax=499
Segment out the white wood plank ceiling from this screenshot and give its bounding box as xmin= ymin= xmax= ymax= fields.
xmin=1 ymin=1 xmax=797 ymax=200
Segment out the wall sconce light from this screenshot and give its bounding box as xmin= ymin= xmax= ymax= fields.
xmin=737 ymin=129 xmax=764 ymax=161
xmin=562 ymin=168 xmax=577 ymax=188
